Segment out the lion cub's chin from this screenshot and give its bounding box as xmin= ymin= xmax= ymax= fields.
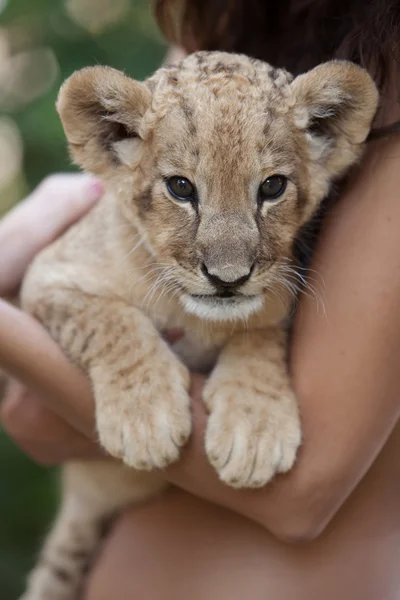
xmin=179 ymin=293 xmax=264 ymax=322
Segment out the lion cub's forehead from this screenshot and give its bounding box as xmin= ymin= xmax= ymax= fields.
xmin=174 ymin=52 xmax=293 ymax=90
xmin=145 ymin=52 xmax=297 ymax=173
xmin=146 ymin=51 xmax=294 ymax=130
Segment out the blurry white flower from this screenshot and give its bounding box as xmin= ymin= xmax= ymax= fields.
xmin=0 ymin=43 xmax=59 ymax=111
xmin=65 ymin=0 xmax=130 ymax=35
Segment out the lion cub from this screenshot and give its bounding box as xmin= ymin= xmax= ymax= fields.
xmin=20 ymin=51 xmax=377 ymax=599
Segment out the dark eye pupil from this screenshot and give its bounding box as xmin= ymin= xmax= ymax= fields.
xmin=167 ymin=176 xmax=195 ymax=200
xmin=260 ymin=175 xmax=286 ymax=201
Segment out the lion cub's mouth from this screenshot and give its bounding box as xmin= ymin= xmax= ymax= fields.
xmin=213 ymin=290 xmax=236 ymax=299
xmin=194 ymin=290 xmax=236 ymax=299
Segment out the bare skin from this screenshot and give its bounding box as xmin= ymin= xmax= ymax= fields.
xmin=1 ymin=134 xmax=400 ymax=597
xmin=86 ymin=438 xmax=400 ymax=600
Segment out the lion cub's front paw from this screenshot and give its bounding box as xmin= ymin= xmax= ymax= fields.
xmin=95 ymin=359 xmax=191 ymax=470
xmin=204 ymin=382 xmax=301 ymax=488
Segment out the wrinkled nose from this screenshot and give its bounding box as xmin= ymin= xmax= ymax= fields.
xmin=201 ymin=263 xmax=254 ymax=289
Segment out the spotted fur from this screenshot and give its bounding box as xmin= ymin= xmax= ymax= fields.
xmin=19 ymin=51 xmax=378 ymax=599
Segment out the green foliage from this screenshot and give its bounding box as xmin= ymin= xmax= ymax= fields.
xmin=0 ymin=433 xmax=59 ymax=598
xmin=0 ymin=1 xmax=164 ymax=597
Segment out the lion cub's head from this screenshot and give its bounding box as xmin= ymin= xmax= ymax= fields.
xmin=57 ymin=51 xmax=378 ymax=321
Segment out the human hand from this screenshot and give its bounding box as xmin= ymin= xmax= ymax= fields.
xmin=1 ymin=173 xmax=104 ymax=460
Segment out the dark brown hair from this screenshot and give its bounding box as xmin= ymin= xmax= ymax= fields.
xmin=154 ymin=0 xmax=400 ymax=130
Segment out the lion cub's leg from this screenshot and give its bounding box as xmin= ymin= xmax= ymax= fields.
xmin=203 ymin=327 xmax=301 ymax=488
xmin=20 ymin=461 xmax=166 ymax=600
xmin=23 ymin=287 xmax=191 ymax=469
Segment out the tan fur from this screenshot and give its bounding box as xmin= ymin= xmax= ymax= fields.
xmin=19 ymin=52 xmax=378 ymax=599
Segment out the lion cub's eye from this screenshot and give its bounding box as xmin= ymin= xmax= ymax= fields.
xmin=166 ymin=176 xmax=195 ymax=201
xmin=259 ymin=175 xmax=287 ymax=201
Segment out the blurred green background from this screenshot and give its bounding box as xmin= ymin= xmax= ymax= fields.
xmin=0 ymin=1 xmax=165 ymax=597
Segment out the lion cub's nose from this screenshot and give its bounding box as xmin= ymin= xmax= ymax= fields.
xmin=201 ymin=263 xmax=254 ymax=289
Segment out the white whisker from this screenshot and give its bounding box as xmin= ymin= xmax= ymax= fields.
xmin=275 ymin=260 xmax=327 ymax=316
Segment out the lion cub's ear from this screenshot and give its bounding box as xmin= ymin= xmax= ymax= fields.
xmin=56 ymin=66 xmax=152 ymax=174
xmin=291 ymin=60 xmax=379 ymax=176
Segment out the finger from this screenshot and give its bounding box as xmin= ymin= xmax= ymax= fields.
xmin=189 ymin=372 xmax=208 ymax=402
xmin=0 ymin=174 xmax=103 ymax=295
xmin=25 ymin=174 xmax=104 ymax=239
xmin=1 ymin=380 xmax=103 ymax=464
